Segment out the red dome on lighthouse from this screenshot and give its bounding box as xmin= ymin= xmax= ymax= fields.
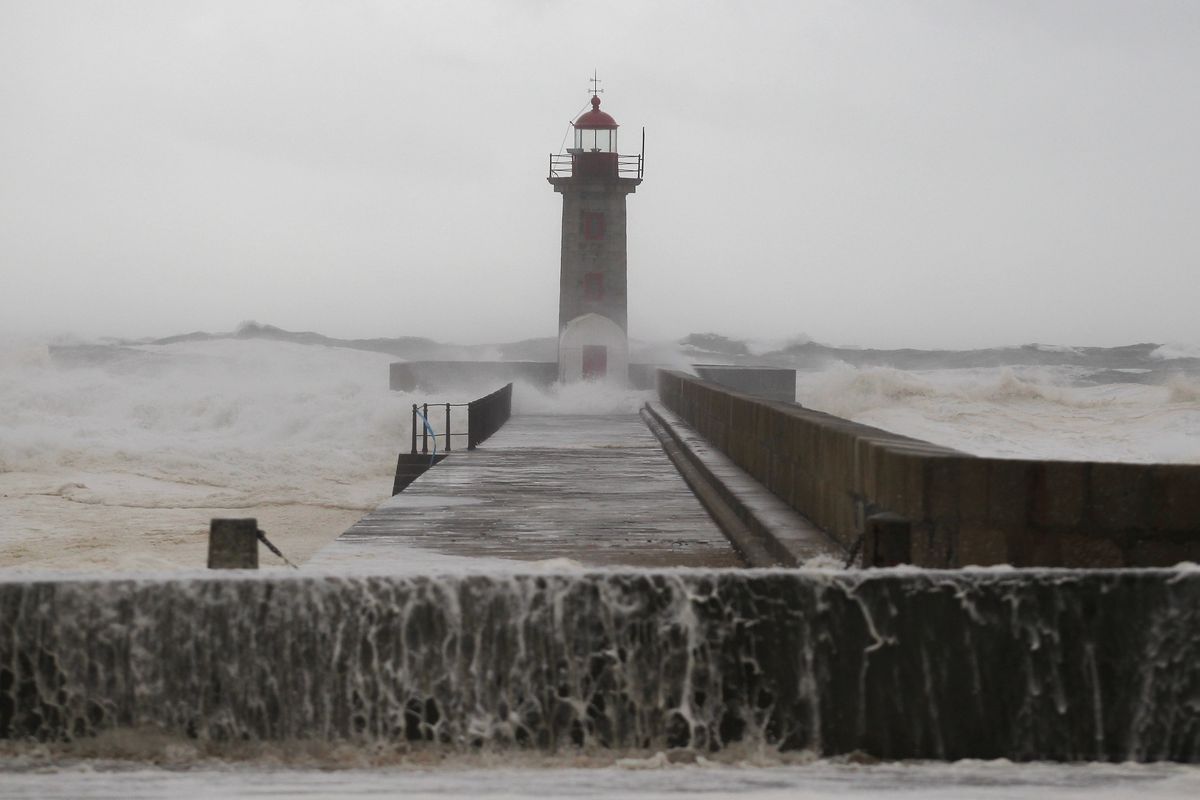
xmin=574 ymin=95 xmax=618 ymax=130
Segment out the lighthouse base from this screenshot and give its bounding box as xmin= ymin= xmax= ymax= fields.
xmin=558 ymin=313 xmax=629 ymax=384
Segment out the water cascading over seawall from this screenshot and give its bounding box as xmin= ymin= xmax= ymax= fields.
xmin=2 ymin=570 xmax=1197 ymax=761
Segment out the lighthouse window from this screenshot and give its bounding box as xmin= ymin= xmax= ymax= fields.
xmin=584 ymin=272 xmax=604 ymax=301
xmin=574 ymin=128 xmax=617 ymax=153
xmin=582 ymin=212 xmax=606 ymax=240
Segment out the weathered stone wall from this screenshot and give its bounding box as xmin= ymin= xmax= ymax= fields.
xmin=658 ymin=370 xmax=1200 ymax=568
xmin=3 ymin=571 xmax=1197 ymax=761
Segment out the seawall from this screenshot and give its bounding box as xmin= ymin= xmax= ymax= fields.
xmin=657 ymin=370 xmax=1200 ymax=568
xmin=2 ymin=570 xmax=1197 ymax=760
xmin=389 ymin=361 xmax=664 ymax=391
xmin=390 ymin=361 xmax=558 ymax=392
xmin=693 ymin=365 xmax=797 ymax=403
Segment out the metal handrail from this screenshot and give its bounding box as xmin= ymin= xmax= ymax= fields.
xmin=410 ymin=383 xmax=513 ymax=454
xmin=412 ymin=402 xmax=463 ymax=455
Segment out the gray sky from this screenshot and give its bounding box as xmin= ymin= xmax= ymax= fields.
xmin=2 ymin=0 xmax=1198 ymax=348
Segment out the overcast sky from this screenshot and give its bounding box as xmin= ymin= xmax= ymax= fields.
xmin=2 ymin=1 xmax=1198 ymax=348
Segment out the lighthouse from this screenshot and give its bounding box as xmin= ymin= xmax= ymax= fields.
xmin=548 ymin=83 xmax=643 ymax=383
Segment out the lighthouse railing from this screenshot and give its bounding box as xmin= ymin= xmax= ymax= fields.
xmin=620 ymin=153 xmax=644 ymax=180
xmin=549 ymin=153 xmax=572 ymax=178
xmin=548 ymin=153 xmax=643 ymax=180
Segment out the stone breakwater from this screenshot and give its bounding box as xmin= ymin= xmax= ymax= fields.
xmin=657 ymin=370 xmax=1200 ymax=568
xmin=1 ymin=570 xmax=1197 ymax=761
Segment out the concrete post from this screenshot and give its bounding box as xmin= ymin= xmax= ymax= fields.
xmin=208 ymin=518 xmax=259 ymax=569
xmin=865 ymin=512 xmax=911 ymax=568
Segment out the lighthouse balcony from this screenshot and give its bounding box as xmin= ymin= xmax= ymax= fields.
xmin=549 ymin=152 xmax=643 ymax=181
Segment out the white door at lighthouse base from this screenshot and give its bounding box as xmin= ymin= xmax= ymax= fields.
xmin=558 ymin=313 xmax=628 ymax=384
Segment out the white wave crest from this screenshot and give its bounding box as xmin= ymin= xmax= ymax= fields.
xmin=798 ymin=364 xmax=1200 ymax=463
xmin=0 ymin=338 xmax=416 ymax=569
xmin=1167 ymin=374 xmax=1200 ymax=403
xmin=798 ymin=365 xmax=1109 ymax=420
xmin=1152 ymin=342 xmax=1200 ymax=360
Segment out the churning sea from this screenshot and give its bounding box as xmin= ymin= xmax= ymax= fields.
xmin=1 ymin=331 xmax=1198 ymax=797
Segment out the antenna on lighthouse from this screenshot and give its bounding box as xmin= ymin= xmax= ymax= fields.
xmin=587 ymin=70 xmax=604 ymax=97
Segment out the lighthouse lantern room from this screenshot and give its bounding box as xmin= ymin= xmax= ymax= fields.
xmin=572 ymin=97 xmax=618 ymax=152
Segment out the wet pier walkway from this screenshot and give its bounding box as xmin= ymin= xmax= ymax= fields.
xmin=309 ymin=414 xmax=742 ymax=572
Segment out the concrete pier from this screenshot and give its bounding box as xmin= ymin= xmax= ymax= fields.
xmin=311 ymin=414 xmax=742 ymax=571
